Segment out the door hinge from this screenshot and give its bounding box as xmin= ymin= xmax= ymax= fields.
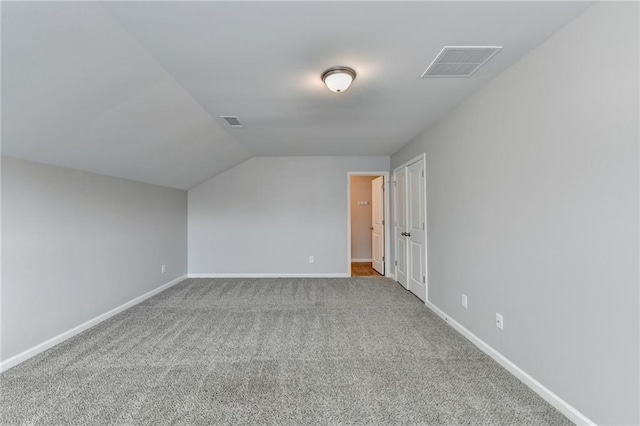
xmin=394 ymin=260 xmax=398 ymax=266
xmin=382 ymin=256 xmax=385 ymax=262
xmin=422 ymin=223 xmax=425 ymax=230
xmin=422 ymin=276 xmax=426 ymax=283
xmin=421 ymin=170 xmax=424 ymax=177
xmin=393 ymin=180 xmax=396 ymax=186
xmin=382 ymin=219 xmax=385 ymax=225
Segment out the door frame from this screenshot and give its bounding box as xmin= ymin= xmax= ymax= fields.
xmin=392 ymin=153 xmax=428 ymax=302
xmin=347 ymin=171 xmax=391 ymax=278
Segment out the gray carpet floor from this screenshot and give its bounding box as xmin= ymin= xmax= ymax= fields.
xmin=0 ymin=277 xmax=571 ymax=425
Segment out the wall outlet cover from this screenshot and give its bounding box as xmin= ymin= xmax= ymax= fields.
xmin=496 ymin=313 xmax=504 ymax=330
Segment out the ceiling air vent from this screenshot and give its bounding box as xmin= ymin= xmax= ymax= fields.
xmin=221 ymin=116 xmax=243 ymax=128
xmin=421 ymin=46 xmax=502 ymax=78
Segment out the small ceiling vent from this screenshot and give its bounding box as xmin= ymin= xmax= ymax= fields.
xmin=221 ymin=116 xmax=243 ymax=127
xmin=421 ymin=46 xmax=502 ymax=78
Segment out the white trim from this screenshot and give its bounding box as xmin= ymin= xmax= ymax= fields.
xmin=351 ymin=258 xmax=372 ymax=262
xmin=425 ymin=301 xmax=596 ymax=426
xmin=385 ymin=273 xmax=396 ymax=280
xmin=0 ymin=274 xmax=187 ymax=373
xmin=188 ymin=273 xmax=350 ymax=278
xmin=347 ymin=171 xmax=390 ymax=278
xmin=394 ymin=152 xmax=427 ymax=173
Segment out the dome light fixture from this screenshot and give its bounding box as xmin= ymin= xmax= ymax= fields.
xmin=321 ymin=66 xmax=356 ymax=93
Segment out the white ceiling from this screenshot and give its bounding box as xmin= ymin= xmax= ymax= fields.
xmin=2 ymin=1 xmax=592 ymax=189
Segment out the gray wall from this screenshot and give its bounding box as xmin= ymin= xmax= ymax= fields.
xmin=188 ymin=157 xmax=389 ymax=275
xmin=1 ymin=157 xmax=188 ymax=361
xmin=350 ymin=176 xmax=376 ymax=260
xmin=391 ymin=3 xmax=639 ymax=424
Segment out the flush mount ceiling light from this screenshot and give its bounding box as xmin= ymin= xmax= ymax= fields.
xmin=321 ymin=66 xmax=356 ymax=93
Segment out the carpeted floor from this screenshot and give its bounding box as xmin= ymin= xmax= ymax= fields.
xmin=0 ymin=278 xmax=571 ymax=425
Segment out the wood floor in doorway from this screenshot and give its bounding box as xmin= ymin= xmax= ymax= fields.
xmin=351 ymin=262 xmax=383 ymax=277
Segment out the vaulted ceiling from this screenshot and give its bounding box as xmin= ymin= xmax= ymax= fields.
xmin=2 ymin=1 xmax=592 ymax=189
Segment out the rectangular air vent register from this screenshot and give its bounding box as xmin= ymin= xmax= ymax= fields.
xmin=221 ymin=116 xmax=243 ymax=127
xmin=422 ymin=46 xmax=502 ymax=78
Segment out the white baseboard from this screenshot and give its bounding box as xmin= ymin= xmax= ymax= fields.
xmin=351 ymin=258 xmax=372 ymax=262
xmin=188 ymin=273 xmax=351 ymax=278
xmin=425 ymin=301 xmax=595 ymax=426
xmin=386 ymin=273 xmax=396 ymax=280
xmin=0 ymin=274 xmax=187 ymax=373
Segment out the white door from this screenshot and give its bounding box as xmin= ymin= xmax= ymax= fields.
xmin=406 ymin=160 xmax=426 ymax=301
xmin=394 ymin=168 xmax=408 ymax=288
xmin=371 ymin=176 xmax=385 ymax=275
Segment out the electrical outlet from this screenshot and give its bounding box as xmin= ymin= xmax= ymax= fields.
xmin=461 ymin=294 xmax=468 ymax=309
xmin=309 ymin=256 xmax=314 ymax=264
xmin=161 ymin=264 xmax=166 ymax=274
xmin=496 ymin=313 xmax=504 ymax=330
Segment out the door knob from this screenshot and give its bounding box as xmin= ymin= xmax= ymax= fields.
xmin=370 ymin=227 xmax=374 ymax=230
xmin=406 ymin=232 xmax=411 ymax=237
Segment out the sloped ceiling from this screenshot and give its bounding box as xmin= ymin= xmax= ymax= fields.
xmin=1 ymin=1 xmax=592 ymax=189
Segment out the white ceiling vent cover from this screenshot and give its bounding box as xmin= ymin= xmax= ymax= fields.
xmin=221 ymin=116 xmax=243 ymax=127
xmin=422 ymin=46 xmax=502 ymax=78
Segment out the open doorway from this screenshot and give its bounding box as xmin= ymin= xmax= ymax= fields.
xmin=347 ymin=172 xmax=390 ymax=277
